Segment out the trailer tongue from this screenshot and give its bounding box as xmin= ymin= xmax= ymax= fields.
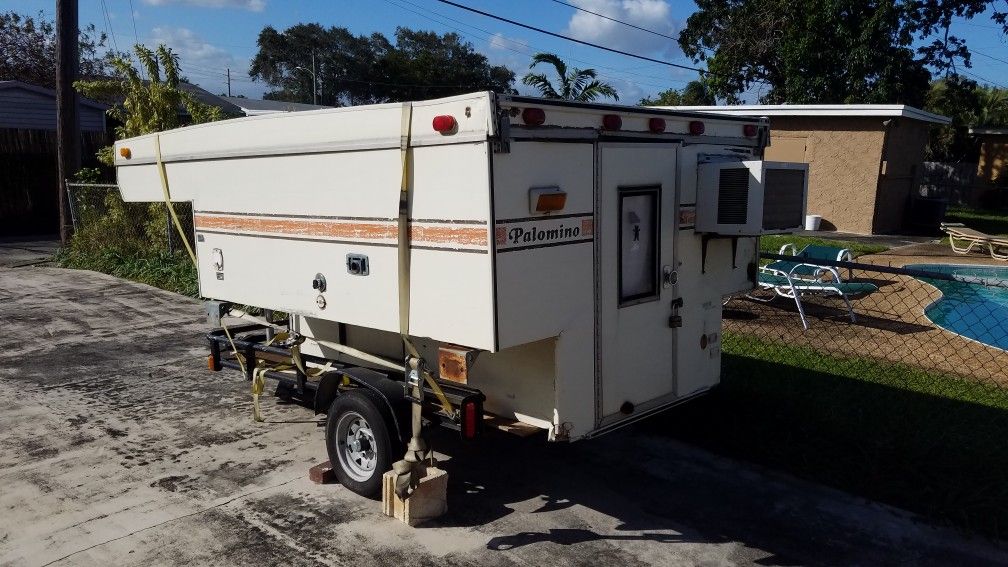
xmin=114 ymin=92 xmax=807 ymax=510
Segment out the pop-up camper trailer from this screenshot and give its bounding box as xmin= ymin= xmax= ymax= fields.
xmin=114 ymin=92 xmax=807 ymax=497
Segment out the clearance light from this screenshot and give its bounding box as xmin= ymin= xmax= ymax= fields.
xmin=432 ymin=114 xmax=457 ymax=133
xmin=602 ymin=114 xmax=622 ymax=130
xmin=744 ymin=124 xmax=758 ymax=137
xmin=529 ymin=186 xmax=567 ymax=214
xmin=648 ymin=118 xmax=666 ymax=133
xmin=522 ymin=107 xmax=546 ymax=126
xmin=689 ymin=121 xmax=705 ymax=135
xmin=119 ymin=147 xmax=131 ymax=159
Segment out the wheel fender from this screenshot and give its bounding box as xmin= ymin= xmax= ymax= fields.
xmin=315 ymin=368 xmax=409 ymax=444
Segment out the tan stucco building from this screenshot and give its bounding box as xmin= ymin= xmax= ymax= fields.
xmin=971 ymin=127 xmax=1008 ymax=186
xmin=666 ymin=105 xmax=951 ymax=234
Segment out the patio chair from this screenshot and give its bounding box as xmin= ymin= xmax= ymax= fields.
xmin=766 ymin=243 xmax=854 ymax=281
xmin=940 ymin=222 xmax=1008 ymax=261
xmin=752 ymin=268 xmax=878 ymax=330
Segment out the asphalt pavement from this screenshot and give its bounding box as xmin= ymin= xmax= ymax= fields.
xmin=1 ymin=256 xmax=1005 ymax=566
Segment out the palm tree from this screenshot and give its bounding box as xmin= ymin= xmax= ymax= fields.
xmin=522 ymin=52 xmax=618 ymax=102
xmin=975 ymin=86 xmax=1008 ymax=127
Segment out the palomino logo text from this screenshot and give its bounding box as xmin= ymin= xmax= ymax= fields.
xmin=508 ymin=224 xmax=580 ymax=244
xmin=496 ymin=215 xmax=594 ymax=251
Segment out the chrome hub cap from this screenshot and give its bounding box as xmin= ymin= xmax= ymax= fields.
xmin=335 ymin=411 xmax=377 ymax=482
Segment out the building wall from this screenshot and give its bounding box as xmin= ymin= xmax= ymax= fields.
xmin=0 ymin=87 xmax=105 ymax=132
xmin=874 ymin=119 xmax=930 ymax=233
xmin=978 ymin=134 xmax=1008 ymax=185
xmin=764 ymin=116 xmax=886 ymax=234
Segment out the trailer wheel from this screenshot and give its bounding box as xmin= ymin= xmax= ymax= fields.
xmin=325 ymin=390 xmax=393 ymax=497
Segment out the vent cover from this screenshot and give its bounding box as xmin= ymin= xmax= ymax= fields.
xmin=762 ymin=168 xmax=806 ymax=230
xmin=716 ymin=168 xmax=750 ymax=225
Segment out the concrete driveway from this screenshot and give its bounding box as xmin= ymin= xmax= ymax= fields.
xmin=1 ymin=263 xmax=1005 ymax=566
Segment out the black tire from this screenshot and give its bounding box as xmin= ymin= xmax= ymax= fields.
xmin=325 ymin=389 xmax=394 ymax=497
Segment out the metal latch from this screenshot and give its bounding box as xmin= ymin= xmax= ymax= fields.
xmin=346 ymin=254 xmax=369 ymax=276
xmin=669 ymin=297 xmax=684 ymax=328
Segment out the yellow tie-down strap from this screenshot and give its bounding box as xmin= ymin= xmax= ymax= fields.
xmin=395 ymin=102 xmax=454 ymax=417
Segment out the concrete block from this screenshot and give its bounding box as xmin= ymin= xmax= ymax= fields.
xmin=381 ymin=467 xmax=448 ymax=526
xmin=309 ymin=461 xmax=335 ymax=484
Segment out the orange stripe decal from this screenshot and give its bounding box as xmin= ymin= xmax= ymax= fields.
xmin=194 ymin=214 xmax=488 ymax=248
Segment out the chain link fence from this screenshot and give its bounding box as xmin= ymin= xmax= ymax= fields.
xmin=724 ymin=253 xmax=1008 ymax=384
xmin=66 ymin=182 xmax=194 ymax=254
xmin=704 ymin=251 xmax=1008 ymax=537
xmin=62 ymin=183 xmax=197 ymax=296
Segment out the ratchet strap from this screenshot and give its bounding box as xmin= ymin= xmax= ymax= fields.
xmin=395 ymin=103 xmax=454 ymax=417
xmin=392 ymin=102 xmax=455 ymax=499
xmin=154 ymin=134 xmax=197 ymax=265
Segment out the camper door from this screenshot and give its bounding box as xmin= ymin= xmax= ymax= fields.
xmin=597 ymin=142 xmax=679 ymax=426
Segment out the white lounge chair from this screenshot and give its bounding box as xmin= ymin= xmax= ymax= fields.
xmin=941 ymin=222 xmax=1008 ymax=261
xmin=752 ymin=264 xmax=878 ymax=330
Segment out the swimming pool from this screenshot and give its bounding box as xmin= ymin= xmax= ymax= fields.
xmin=907 ymin=264 xmax=1008 ymax=351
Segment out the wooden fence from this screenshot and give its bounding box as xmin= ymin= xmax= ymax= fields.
xmin=0 ymin=128 xmax=110 ymax=237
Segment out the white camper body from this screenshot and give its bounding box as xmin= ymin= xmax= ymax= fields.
xmin=114 ymin=92 xmax=804 ymax=442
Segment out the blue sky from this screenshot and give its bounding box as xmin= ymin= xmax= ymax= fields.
xmin=10 ymin=0 xmax=1008 ymax=103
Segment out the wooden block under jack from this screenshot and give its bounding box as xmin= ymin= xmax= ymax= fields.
xmin=381 ymin=466 xmax=448 ymax=526
xmin=309 ymin=461 xmax=335 ymax=484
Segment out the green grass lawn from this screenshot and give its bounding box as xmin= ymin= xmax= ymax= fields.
xmin=648 ymin=333 xmax=1008 ymax=539
xmin=944 ymin=206 xmax=1008 ymax=236
xmin=56 ymin=247 xmax=199 ymax=298
xmin=760 ymin=234 xmax=889 ymax=257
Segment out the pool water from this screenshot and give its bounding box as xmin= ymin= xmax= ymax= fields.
xmin=907 ymin=264 xmax=1008 ymax=351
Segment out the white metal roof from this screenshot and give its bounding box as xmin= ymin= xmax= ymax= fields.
xmin=969 ymin=127 xmax=1008 ymax=135
xmin=656 ymin=104 xmax=951 ymax=125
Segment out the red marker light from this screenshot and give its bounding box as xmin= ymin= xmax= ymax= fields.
xmin=602 ymin=114 xmax=622 ymax=130
xmin=689 ymin=121 xmax=705 ymax=135
xmin=522 ymin=107 xmax=546 ymax=126
xmin=648 ymin=117 xmax=666 ymax=133
xmin=743 ymin=124 xmax=758 ymax=137
xmin=432 ymin=115 xmax=457 ymax=133
xmin=461 ymin=397 xmax=482 ymax=440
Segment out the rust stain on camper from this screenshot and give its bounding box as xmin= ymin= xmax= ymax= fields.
xmin=193 ymin=214 xmax=488 ymax=248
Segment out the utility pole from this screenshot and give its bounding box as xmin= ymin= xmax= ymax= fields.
xmin=311 ymin=51 xmax=318 ymax=105
xmin=56 ymin=0 xmax=80 ymax=245
xmin=227 ymin=68 xmax=231 ymax=97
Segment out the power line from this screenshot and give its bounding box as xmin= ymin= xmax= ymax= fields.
xmin=547 ymin=0 xmax=678 ymax=42
xmin=973 ymin=49 xmax=1008 ymax=67
xmin=958 ymin=68 xmax=1007 ymax=89
xmin=432 ymin=0 xmax=741 ymax=82
xmin=127 ymin=0 xmax=140 ymax=47
xmin=384 ymin=0 xmax=691 ymax=90
xmin=97 ymin=0 xmax=119 ymax=52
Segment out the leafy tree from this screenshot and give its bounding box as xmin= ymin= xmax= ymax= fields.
xmin=678 ymin=0 xmax=1007 ymax=105
xmin=75 ymin=44 xmax=225 ymax=166
xmin=925 ymin=77 xmax=1008 ymax=161
xmin=639 ymin=80 xmax=716 ymax=106
xmin=0 ymin=10 xmax=120 ymax=88
xmin=522 ymin=52 xmax=618 ymax=102
xmin=250 ymin=24 xmax=515 ymax=105
xmin=975 ymin=86 xmax=1008 ymax=127
xmin=72 ymin=45 xmax=225 ymax=260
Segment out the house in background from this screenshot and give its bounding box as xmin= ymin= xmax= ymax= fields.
xmin=0 ymin=81 xmax=109 ymax=236
xmin=663 ymin=104 xmax=951 ymax=235
xmin=220 ymin=96 xmax=331 ymax=116
xmin=971 ymin=127 xmax=1008 ymax=186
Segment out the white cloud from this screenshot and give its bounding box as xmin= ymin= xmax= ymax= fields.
xmin=489 ymin=32 xmax=530 ymax=54
xmin=142 ymin=0 xmax=266 ymax=12
xmin=147 ymin=27 xmax=261 ymax=96
xmin=564 ymin=0 xmax=681 ymax=58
